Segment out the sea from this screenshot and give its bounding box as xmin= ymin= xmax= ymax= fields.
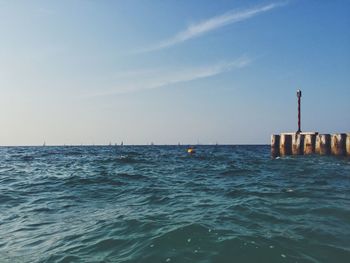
xmin=0 ymin=145 xmax=349 ymax=263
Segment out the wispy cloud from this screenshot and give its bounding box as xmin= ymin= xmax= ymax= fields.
xmin=136 ymin=2 xmax=286 ymax=53
xmin=88 ymin=56 xmax=252 ymax=97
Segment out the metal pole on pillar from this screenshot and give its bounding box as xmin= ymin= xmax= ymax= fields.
xmin=297 ymin=89 xmax=302 ymax=133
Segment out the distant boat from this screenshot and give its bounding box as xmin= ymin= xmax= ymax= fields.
xmin=121 ymin=141 xmax=124 ymax=146
xmin=43 ymin=141 xmax=46 ymax=147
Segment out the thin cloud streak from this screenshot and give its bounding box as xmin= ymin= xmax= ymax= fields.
xmin=89 ymin=56 xmax=252 ymax=97
xmin=137 ymin=2 xmax=286 ymax=53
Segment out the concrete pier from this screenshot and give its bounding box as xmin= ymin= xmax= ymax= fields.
xmin=271 ymin=134 xmax=280 ymax=158
xmin=331 ymin=134 xmax=347 ymax=156
xmin=303 ymin=133 xmax=317 ymax=155
xmin=292 ymin=133 xmax=303 ymax=155
xmin=279 ymin=134 xmax=292 ymax=156
xmin=315 ymin=134 xmax=331 ymax=155
xmin=271 ymin=132 xmax=350 ymax=157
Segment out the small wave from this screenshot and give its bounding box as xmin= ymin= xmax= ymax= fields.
xmin=87 ymin=238 xmax=126 ymax=252
xmin=0 ymin=193 xmax=26 ymax=206
xmin=150 ymin=223 xmax=213 ymax=246
xmin=117 ymin=172 xmax=148 ymax=180
xmin=62 ymin=174 xmax=127 ymax=188
xmin=21 ymin=155 xmax=35 ymax=161
xmin=42 ymin=254 xmax=82 ymax=263
xmin=219 ymin=168 xmax=253 ymax=177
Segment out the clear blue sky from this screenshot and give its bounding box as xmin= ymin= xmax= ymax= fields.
xmin=0 ymin=0 xmax=349 ymax=145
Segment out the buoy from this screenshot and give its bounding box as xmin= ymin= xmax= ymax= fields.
xmin=187 ymin=147 xmax=195 ymax=154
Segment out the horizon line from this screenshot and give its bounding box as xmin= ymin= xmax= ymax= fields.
xmin=0 ymin=144 xmax=269 ymax=147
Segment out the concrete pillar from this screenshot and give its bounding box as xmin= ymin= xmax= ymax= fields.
xmin=315 ymin=134 xmax=331 ymax=155
xmin=292 ymin=133 xmax=303 ymax=155
xmin=303 ymin=134 xmax=316 ymax=154
xmin=346 ymin=133 xmax=350 ymax=156
xmin=331 ymin=134 xmax=346 ymax=156
xmin=280 ymin=134 xmax=292 ymax=155
xmin=271 ymin=134 xmax=280 ymax=158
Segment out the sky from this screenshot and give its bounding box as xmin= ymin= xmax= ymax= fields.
xmin=0 ymin=0 xmax=349 ymax=146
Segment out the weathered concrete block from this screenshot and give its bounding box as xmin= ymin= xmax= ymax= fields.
xmin=331 ymin=134 xmax=346 ymax=156
xmin=315 ymin=134 xmax=331 ymax=155
xmin=303 ymin=134 xmax=316 ymax=154
xmin=292 ymin=133 xmax=303 ymax=155
xmin=280 ymin=134 xmax=292 ymax=155
xmin=271 ymin=132 xmax=349 ymax=156
xmin=271 ymin=134 xmax=280 ymax=158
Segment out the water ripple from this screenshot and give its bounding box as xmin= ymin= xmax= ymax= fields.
xmin=0 ymin=145 xmax=349 ymax=262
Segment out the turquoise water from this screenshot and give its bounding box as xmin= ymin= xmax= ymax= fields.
xmin=0 ymin=145 xmax=349 ymax=263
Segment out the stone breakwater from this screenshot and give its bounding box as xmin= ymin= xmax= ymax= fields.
xmin=271 ymin=132 xmax=350 ymax=157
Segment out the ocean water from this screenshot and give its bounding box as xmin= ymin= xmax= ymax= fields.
xmin=0 ymin=145 xmax=349 ymax=263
